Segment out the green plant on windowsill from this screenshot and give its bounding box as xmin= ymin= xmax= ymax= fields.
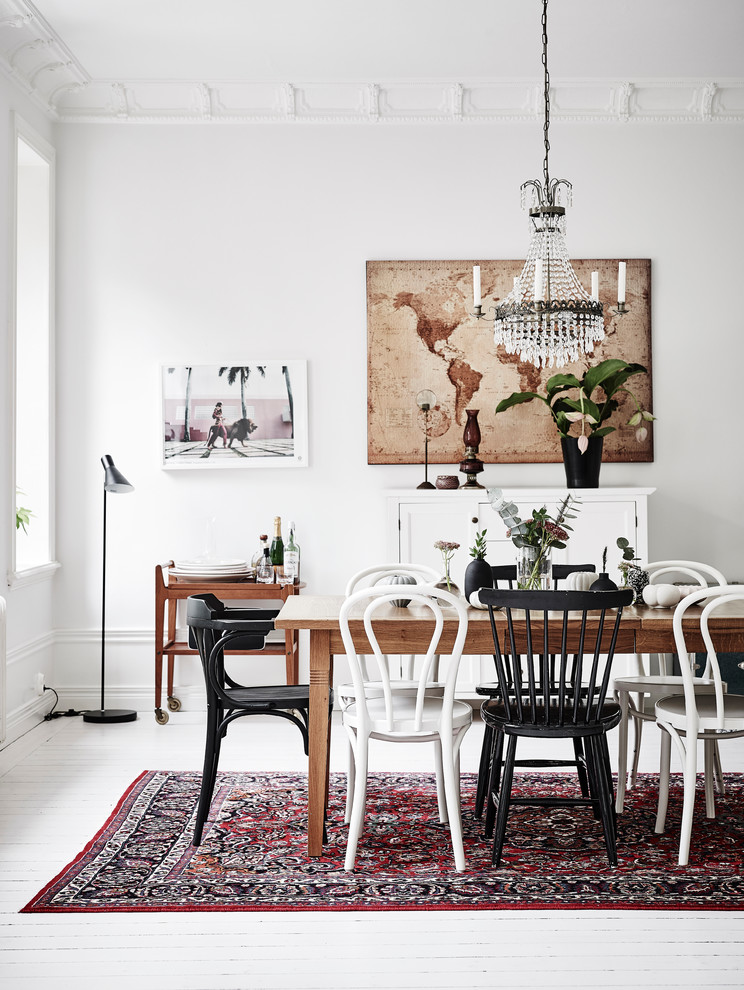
xmin=16 ymin=490 xmax=33 ymax=534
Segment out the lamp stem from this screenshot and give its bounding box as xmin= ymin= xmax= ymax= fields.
xmin=101 ymin=486 xmax=107 ymax=712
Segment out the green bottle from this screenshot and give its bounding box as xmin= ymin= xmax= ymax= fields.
xmin=270 ymin=516 xmax=284 ymax=567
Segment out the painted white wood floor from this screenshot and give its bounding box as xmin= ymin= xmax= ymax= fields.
xmin=1 ymin=710 xmax=743 ymax=990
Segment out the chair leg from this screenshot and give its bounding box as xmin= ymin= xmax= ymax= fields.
xmin=475 ymin=722 xmax=494 ymax=818
xmin=344 ymin=731 xmax=370 ymax=872
xmin=440 ymin=729 xmax=467 ymax=872
xmin=344 ymin=732 xmax=355 ymax=825
xmin=193 ymin=701 xmax=223 ymax=846
xmin=615 ymin=689 xmax=629 ymax=812
xmin=484 ymin=727 xmax=504 ymax=840
xmin=572 ymin=737 xmax=590 ymax=797
xmin=704 ymin=739 xmax=716 ymax=818
xmin=678 ymin=732 xmax=699 ymax=867
xmin=629 ymin=709 xmax=644 ymax=790
xmin=491 ymin=734 xmax=517 ymax=867
xmin=586 ymin=734 xmax=617 ymax=867
xmin=433 ymin=738 xmax=448 ymax=823
xmin=654 ymin=726 xmax=672 ymax=834
xmin=713 ymin=741 xmax=725 ymax=795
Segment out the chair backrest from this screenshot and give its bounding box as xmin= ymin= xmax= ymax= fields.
xmin=344 ymin=563 xmax=441 ymax=597
xmin=647 ymin=559 xmax=726 ymax=587
xmin=491 ymin=563 xmax=596 ymax=590
xmin=672 ymin=585 xmax=744 ymax=731
xmin=186 ymin=594 xmax=277 ymax=703
xmin=478 ymin=588 xmax=633 ymax=727
xmin=338 ymin=585 xmax=468 ymax=732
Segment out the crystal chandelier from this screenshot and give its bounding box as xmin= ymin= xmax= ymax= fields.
xmin=488 ymin=0 xmax=604 ymax=369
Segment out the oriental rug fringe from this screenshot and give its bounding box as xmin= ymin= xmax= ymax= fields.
xmin=22 ymin=770 xmax=744 ymax=912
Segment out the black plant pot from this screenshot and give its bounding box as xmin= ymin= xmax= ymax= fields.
xmin=561 ymin=436 xmax=604 ymax=489
xmin=590 ymin=572 xmax=618 ymax=591
xmin=464 ymin=557 xmax=493 ymax=606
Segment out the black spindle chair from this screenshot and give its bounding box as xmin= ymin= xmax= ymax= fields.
xmin=186 ymin=593 xmax=333 ymax=846
xmin=479 ymin=587 xmax=633 ymax=866
xmin=474 ymin=563 xmax=597 ymax=817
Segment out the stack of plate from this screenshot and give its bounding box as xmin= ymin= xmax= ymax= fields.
xmin=169 ymin=557 xmax=253 ymax=582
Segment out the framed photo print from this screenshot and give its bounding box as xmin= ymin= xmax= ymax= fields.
xmin=162 ymin=361 xmax=308 ymax=469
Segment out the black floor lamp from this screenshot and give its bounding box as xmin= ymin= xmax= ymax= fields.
xmin=83 ymin=455 xmax=137 ymax=724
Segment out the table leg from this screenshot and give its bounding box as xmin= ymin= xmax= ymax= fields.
xmin=308 ymin=629 xmax=331 ymax=857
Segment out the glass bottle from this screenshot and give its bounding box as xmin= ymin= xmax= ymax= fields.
xmin=283 ymin=521 xmax=300 ymax=584
xmin=251 ymin=534 xmax=269 ymax=570
xmin=256 ymin=547 xmax=274 ymax=584
xmin=270 ymin=516 xmax=284 ymax=567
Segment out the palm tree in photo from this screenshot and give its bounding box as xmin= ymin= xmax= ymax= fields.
xmin=168 ymin=366 xmax=193 ymax=441
xmin=282 ymin=365 xmax=294 ymax=439
xmin=219 ymin=366 xmax=265 ymax=418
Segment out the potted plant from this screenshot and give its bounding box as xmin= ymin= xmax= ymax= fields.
xmin=464 ymin=529 xmax=493 ymax=605
xmin=494 ymin=358 xmax=655 ymax=488
xmin=488 ymin=489 xmax=581 ymax=589
xmin=616 ymin=537 xmax=648 ymax=602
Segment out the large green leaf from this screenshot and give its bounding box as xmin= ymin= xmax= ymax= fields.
xmin=495 ymin=391 xmax=548 ymax=413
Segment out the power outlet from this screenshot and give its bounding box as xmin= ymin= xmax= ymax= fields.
xmin=34 ymin=672 xmax=45 ymax=696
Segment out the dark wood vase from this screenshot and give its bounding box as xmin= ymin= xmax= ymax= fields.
xmin=561 ymin=436 xmax=603 ymax=489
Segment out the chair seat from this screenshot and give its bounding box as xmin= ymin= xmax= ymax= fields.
xmin=339 ymin=679 xmax=445 ymax=700
xmin=343 ymin=695 xmax=472 ymax=736
xmin=482 ymin=698 xmax=622 ymax=735
xmin=223 ymin=684 xmax=311 ymax=708
xmin=655 ymin=692 xmax=744 ymax=733
xmin=614 ymin=673 xmax=723 ymax=696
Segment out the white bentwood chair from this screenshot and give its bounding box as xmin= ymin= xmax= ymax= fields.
xmin=614 ymin=560 xmax=727 ymax=812
xmin=339 ymin=585 xmax=472 ymax=872
xmin=339 ymin=564 xmax=443 ymax=822
xmin=654 ymin=586 xmax=744 ymax=866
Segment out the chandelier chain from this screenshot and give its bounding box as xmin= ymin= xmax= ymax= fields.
xmin=542 ymin=0 xmax=551 ymax=201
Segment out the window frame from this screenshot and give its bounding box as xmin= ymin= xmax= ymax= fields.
xmin=8 ymin=114 xmax=59 ymax=588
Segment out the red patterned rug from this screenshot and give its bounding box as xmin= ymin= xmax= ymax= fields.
xmin=22 ymin=770 xmax=744 ymax=912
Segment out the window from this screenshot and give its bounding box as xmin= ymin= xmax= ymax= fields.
xmin=10 ymin=118 xmax=57 ymax=584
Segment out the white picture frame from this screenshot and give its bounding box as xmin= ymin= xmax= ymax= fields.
xmin=161 ymin=361 xmax=308 ymax=469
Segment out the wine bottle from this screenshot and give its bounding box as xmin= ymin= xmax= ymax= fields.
xmin=270 ymin=516 xmax=284 ymax=566
xmin=284 ymin=521 xmax=300 ymax=584
xmin=256 ymin=547 xmax=274 ymax=584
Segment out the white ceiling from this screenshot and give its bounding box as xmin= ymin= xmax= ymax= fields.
xmin=3 ymin=0 xmax=743 ymax=122
xmin=28 ymin=0 xmax=744 ymax=81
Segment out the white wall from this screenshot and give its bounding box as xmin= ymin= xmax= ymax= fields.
xmin=46 ymin=117 xmax=744 ymax=711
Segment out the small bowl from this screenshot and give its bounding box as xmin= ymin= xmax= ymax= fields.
xmin=435 ymin=475 xmax=459 ymax=490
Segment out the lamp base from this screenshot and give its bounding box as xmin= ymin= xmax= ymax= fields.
xmin=83 ymin=708 xmax=138 ymax=724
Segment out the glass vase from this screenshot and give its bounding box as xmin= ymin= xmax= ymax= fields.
xmin=516 ymin=546 xmax=552 ymax=590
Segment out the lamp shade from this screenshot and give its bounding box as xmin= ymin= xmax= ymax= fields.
xmin=101 ymin=454 xmax=134 ymax=493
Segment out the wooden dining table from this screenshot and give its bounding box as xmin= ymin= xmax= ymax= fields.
xmin=275 ymin=594 xmax=744 ymax=856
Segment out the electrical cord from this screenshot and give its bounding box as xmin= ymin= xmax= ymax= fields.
xmin=42 ymin=687 xmax=86 ymax=720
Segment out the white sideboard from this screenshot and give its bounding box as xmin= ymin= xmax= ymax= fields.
xmin=386 ymin=486 xmax=655 ymax=695
xmin=387 ymin=487 xmax=654 ymax=589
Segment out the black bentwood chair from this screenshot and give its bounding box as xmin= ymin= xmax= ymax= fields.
xmin=479 ymin=587 xmax=633 ymax=867
xmin=474 ymin=563 xmax=597 ymax=818
xmin=186 ymin=593 xmax=333 ymax=846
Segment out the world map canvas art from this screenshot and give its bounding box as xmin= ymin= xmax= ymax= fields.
xmin=366 ymin=260 xmax=652 ymax=465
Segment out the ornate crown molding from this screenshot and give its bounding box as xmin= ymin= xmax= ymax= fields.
xmin=0 ymin=1 xmax=742 ymax=124
xmin=0 ymin=0 xmax=88 ymax=116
